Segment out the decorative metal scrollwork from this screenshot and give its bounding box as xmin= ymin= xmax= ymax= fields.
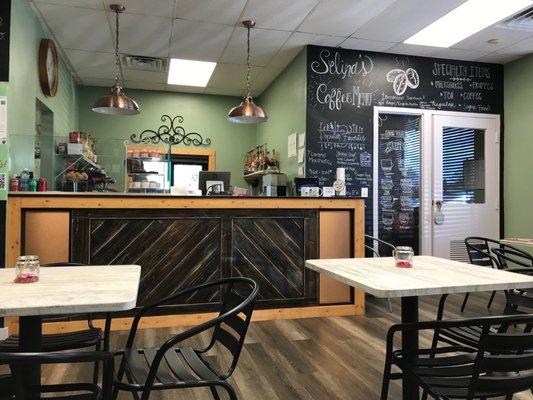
xmin=130 ymin=115 xmax=211 ymax=146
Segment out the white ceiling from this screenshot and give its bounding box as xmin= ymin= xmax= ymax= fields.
xmin=30 ymin=0 xmax=533 ymax=97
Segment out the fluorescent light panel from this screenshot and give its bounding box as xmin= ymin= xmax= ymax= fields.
xmin=404 ymin=0 xmax=533 ymax=48
xmin=167 ymin=59 xmax=216 ymax=87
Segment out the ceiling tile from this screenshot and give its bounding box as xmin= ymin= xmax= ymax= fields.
xmin=80 ymin=78 xmax=116 ymax=87
xmin=103 ymin=0 xmax=175 ymax=17
xmin=64 ymin=49 xmax=114 ymax=71
xmin=353 ymin=0 xmax=467 ymax=42
xmin=207 ymin=63 xmax=261 ymax=89
xmin=252 ymin=67 xmax=283 ymax=92
xmin=122 ymin=70 xmax=166 ymax=84
xmin=166 ymin=85 xmax=206 ymax=94
xmin=497 ymin=35 xmax=533 ymax=55
xmin=387 ymin=43 xmax=441 ymax=57
xmin=475 ymin=53 xmax=524 ymax=64
xmin=267 ymin=32 xmax=343 ymax=68
xmin=34 ymin=3 xmax=114 ymax=52
xmin=174 ymin=0 xmax=247 ymax=25
xmin=339 ymin=37 xmax=396 ymax=52
xmin=170 ymin=20 xmax=233 ymax=61
xmin=204 ymin=87 xmax=244 ymax=97
xmin=432 ymin=48 xmax=489 ymax=62
xmin=242 ymin=0 xmax=320 ymax=31
xmin=453 ymin=26 xmax=533 ymax=53
xmin=297 ymin=0 xmax=397 ymax=37
xmin=32 ymin=0 xmax=104 ymax=9
xmin=107 ymin=13 xmax=172 ymax=58
xmin=220 ymin=27 xmax=291 ymax=66
xmin=126 ymin=81 xmax=166 ymax=91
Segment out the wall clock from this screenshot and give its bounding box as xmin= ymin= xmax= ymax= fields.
xmin=38 ymin=39 xmax=59 ymax=97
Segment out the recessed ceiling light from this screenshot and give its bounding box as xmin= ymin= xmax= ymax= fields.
xmin=404 ymin=0 xmax=532 ymax=48
xmin=167 ymin=59 xmax=216 ymax=87
xmin=487 ymin=38 xmax=500 ymax=44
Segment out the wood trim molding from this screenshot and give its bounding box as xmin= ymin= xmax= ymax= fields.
xmin=7 ymin=304 xmax=364 ymax=335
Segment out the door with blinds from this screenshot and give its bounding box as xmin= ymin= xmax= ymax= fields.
xmin=432 ymin=114 xmax=500 ymax=260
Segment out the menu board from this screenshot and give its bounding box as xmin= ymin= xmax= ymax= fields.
xmin=378 ymin=114 xmax=420 ymax=253
xmin=306 ymin=45 xmax=503 ymax=232
xmin=0 ymin=0 xmax=10 ymax=82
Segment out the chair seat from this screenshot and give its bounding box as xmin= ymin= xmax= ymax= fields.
xmin=115 ymin=347 xmax=222 ymax=391
xmin=393 ymin=348 xmax=524 ymax=399
xmin=0 ymin=328 xmax=101 ymax=352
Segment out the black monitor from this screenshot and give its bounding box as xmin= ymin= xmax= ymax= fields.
xmin=198 ymin=171 xmax=231 ymax=195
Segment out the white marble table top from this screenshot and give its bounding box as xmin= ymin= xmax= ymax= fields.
xmin=305 ymin=256 xmax=533 ymax=298
xmin=500 ymin=238 xmax=533 ymax=248
xmin=0 ymin=265 xmax=141 ymax=317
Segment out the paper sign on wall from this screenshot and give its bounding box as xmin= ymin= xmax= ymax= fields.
xmin=297 ymin=148 xmax=305 ymax=164
xmin=0 ymin=96 xmax=6 ymax=144
xmin=298 ymin=132 xmax=305 ymax=147
xmin=0 ymin=143 xmax=8 ymax=200
xmin=288 ymin=132 xmax=297 ymax=158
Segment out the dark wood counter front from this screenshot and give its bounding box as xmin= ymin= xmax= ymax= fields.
xmin=7 ymin=194 xmax=365 ymax=333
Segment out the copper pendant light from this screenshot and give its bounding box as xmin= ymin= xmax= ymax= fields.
xmin=228 ymin=20 xmax=268 ymax=124
xmin=92 ymin=4 xmax=140 ymax=116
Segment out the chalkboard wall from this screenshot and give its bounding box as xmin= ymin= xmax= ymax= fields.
xmin=306 ymin=44 xmax=503 ymax=235
xmin=0 ymin=0 xmax=10 ymax=82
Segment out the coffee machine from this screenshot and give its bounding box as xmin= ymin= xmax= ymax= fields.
xmin=262 ymin=173 xmax=287 ymax=197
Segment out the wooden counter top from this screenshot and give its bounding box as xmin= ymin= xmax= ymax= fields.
xmin=7 ymin=192 xmax=365 ymax=210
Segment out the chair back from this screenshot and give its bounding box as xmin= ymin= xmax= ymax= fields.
xmin=470 ymin=317 xmax=533 ymax=398
xmin=205 ymin=277 xmax=258 ymax=378
xmin=491 ymin=247 xmax=533 ymax=270
xmin=464 ymin=236 xmax=500 ymax=268
xmin=365 ymin=235 xmax=396 ymax=257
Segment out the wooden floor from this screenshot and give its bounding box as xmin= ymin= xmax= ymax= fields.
xmin=27 ymin=292 xmax=533 ymax=399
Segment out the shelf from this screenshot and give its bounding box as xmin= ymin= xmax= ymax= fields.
xmin=127 ymin=157 xmax=165 ymax=162
xmin=57 ymin=154 xmax=103 ymax=172
xmin=243 ymin=170 xmax=281 ymax=183
xmin=127 ymin=172 xmax=165 ymax=176
xmin=127 ymin=188 xmax=167 ymax=193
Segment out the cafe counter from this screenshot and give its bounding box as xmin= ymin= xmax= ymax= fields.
xmin=6 ymin=193 xmax=365 ymax=332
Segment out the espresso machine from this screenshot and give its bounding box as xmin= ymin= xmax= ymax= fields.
xmin=262 ymin=173 xmax=287 ymax=197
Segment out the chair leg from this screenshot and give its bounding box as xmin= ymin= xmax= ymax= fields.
xmin=220 ymin=383 xmax=238 ymax=400
xmin=380 ymin=357 xmax=392 ymax=400
xmin=460 ymin=293 xmax=470 ymax=313
xmin=487 ymin=291 xmax=496 ymax=309
xmin=210 ymin=386 xmax=222 ymax=400
xmin=93 ymin=341 xmax=101 ymax=385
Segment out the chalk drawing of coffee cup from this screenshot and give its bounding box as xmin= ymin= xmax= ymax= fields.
xmin=381 ymin=178 xmax=394 ymax=191
xmin=360 ymin=151 xmax=371 ymax=168
xmin=382 ymin=212 xmax=394 ymax=227
xmin=400 ymin=178 xmax=412 ymax=193
xmin=381 ymin=159 xmax=393 ymax=172
xmin=400 ymin=195 xmax=411 ymax=208
xmin=399 ymin=212 xmax=413 ymax=226
xmin=380 ymin=195 xmax=394 ymax=209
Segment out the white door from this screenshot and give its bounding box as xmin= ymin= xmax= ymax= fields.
xmin=432 ymin=114 xmax=500 ymax=259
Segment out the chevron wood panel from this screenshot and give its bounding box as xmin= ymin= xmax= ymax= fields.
xmin=71 ymin=209 xmax=319 ymax=314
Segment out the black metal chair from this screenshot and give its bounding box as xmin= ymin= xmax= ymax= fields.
xmin=113 ymin=277 xmax=258 ymax=400
xmin=0 ymin=350 xmax=113 ymax=399
xmin=381 ymin=314 xmax=533 ymax=400
xmin=0 ymin=263 xmax=111 ymax=384
xmin=365 ymin=234 xmax=395 ymax=312
xmin=491 ymin=247 xmax=533 ymax=272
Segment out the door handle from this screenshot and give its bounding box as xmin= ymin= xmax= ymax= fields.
xmin=433 ymin=200 xmax=445 ymax=225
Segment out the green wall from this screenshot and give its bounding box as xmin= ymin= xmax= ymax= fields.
xmin=256 ymin=50 xmax=307 ymax=190
xmin=7 ymin=0 xmax=79 ymax=180
xmin=77 ymin=86 xmax=257 ymax=190
xmin=503 ymin=53 xmax=533 ymax=239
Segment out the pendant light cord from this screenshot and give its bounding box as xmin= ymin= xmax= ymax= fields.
xmin=114 ymin=9 xmax=120 ymax=85
xmin=246 ymin=25 xmax=251 ymax=97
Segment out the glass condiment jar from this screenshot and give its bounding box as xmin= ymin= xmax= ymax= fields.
xmin=14 ymin=255 xmax=40 ymax=283
xmin=393 ymin=246 xmax=414 ymax=268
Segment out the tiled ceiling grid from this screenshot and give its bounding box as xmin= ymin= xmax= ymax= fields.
xmin=30 ymin=0 xmax=533 ymax=96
